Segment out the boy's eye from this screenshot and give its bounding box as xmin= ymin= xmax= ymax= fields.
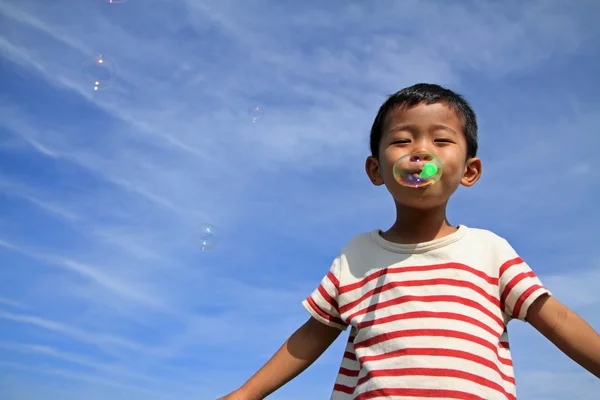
xmin=435 ymin=139 xmax=453 ymax=143
xmin=393 ymin=139 xmax=411 ymax=144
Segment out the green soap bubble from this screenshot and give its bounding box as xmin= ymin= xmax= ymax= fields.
xmin=420 ymin=162 xmax=438 ymax=179
xmin=393 ymin=151 xmax=443 ymax=188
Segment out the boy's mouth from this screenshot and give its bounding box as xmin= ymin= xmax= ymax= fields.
xmin=393 ymin=151 xmax=443 ymax=188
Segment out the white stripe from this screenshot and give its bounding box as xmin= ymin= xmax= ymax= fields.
xmin=355 ymin=375 xmax=514 ymax=399
xmin=355 ymin=298 xmax=504 ymax=334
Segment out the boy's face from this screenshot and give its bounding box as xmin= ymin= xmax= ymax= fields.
xmin=365 ymin=102 xmax=482 ymax=210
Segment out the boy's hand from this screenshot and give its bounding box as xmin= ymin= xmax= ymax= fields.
xmin=526 ymin=294 xmax=600 ymax=378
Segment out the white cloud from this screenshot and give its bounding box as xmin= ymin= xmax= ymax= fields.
xmin=0 ymin=297 xmax=26 ymax=309
xmin=0 ymin=238 xmax=165 ymax=310
xmin=0 ymin=311 xmax=150 ymax=353
xmin=0 ymin=0 xmax=598 ymax=399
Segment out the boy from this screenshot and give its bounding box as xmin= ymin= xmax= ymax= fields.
xmin=218 ymin=84 xmax=600 ymax=399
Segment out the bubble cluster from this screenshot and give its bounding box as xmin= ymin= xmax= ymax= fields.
xmin=81 ymin=54 xmax=115 ymax=91
xmin=249 ymin=105 xmax=264 ymax=122
xmin=393 ymin=151 xmax=443 ymax=188
xmin=90 ymin=7 xmax=233 ymax=249
xmin=195 ymin=223 xmax=218 ymax=251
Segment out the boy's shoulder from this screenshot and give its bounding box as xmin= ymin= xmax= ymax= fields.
xmin=341 ymin=230 xmax=375 ymax=249
xmin=339 ymin=226 xmax=511 ymax=250
xmin=336 ymin=226 xmax=518 ymax=263
xmin=330 ymin=227 xmax=526 ymax=282
xmin=462 ymin=226 xmax=519 ymax=252
xmin=464 ymin=226 xmax=509 ymax=243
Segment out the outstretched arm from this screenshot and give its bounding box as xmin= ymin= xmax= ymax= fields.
xmin=218 ymin=317 xmax=343 ymax=400
xmin=526 ymin=294 xmax=600 ymax=378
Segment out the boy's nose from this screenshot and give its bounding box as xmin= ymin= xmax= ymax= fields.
xmin=412 ymin=137 xmax=436 ymax=154
xmin=409 ymin=148 xmax=435 ymax=161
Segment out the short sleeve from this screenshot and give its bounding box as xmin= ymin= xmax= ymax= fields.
xmin=302 ymin=256 xmax=348 ymax=330
xmin=497 ymin=239 xmax=551 ymax=321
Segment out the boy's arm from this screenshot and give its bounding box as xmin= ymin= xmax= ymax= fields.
xmin=526 ymin=294 xmax=600 ymax=378
xmin=218 ymin=316 xmax=343 ymax=400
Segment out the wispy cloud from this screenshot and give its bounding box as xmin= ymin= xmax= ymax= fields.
xmin=0 ymin=341 xmax=151 ymax=380
xmin=0 ymin=238 xmax=165 ymax=309
xmin=0 ymin=0 xmax=598 ymax=399
xmin=0 ymin=298 xmax=26 ymax=309
xmin=0 ymin=311 xmax=150 ymax=353
xmin=0 ymin=360 xmax=187 ymax=400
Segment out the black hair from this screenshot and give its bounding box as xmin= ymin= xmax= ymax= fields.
xmin=369 ymin=83 xmax=478 ymax=160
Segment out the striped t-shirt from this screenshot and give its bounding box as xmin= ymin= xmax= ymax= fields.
xmin=302 ymin=225 xmax=549 ymax=400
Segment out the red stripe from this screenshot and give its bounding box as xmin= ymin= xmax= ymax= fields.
xmin=346 ymin=294 xmax=505 ymax=329
xmin=327 ymin=270 xmax=340 ymax=288
xmin=344 ymin=351 xmax=357 ymax=361
xmin=339 ymin=262 xmax=498 ymax=295
xmin=513 ymin=284 xmax=545 ymax=318
xmin=317 ymin=284 xmax=339 ymax=310
xmin=499 ymin=257 xmax=524 ymax=277
xmin=338 ymin=367 xmax=359 ymax=377
xmin=355 ymin=388 xmax=487 ymax=400
xmin=340 ymin=278 xmax=500 ymax=314
xmin=305 ymin=297 xmax=345 ymax=326
xmin=356 ymin=368 xmax=515 ymax=400
xmin=359 ymin=347 xmax=515 ymax=384
xmin=333 ymin=383 xmax=355 ymax=394
xmin=358 ymin=310 xmax=501 ymax=339
xmin=500 ymin=271 xmax=535 ymax=310
xmin=354 ymin=328 xmax=513 ymax=367
xmin=499 ymin=341 xmax=510 ymax=349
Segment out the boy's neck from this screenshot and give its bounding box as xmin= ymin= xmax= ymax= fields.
xmin=381 ymin=203 xmax=457 ymax=245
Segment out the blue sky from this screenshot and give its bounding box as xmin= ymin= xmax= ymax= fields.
xmin=0 ymin=0 xmax=599 ymax=398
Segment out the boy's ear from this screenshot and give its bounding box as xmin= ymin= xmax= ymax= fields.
xmin=461 ymin=157 xmax=482 ymax=187
xmin=365 ymin=156 xmax=385 ymax=186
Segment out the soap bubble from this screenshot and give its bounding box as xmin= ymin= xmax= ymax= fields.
xmin=194 ymin=223 xmax=218 ymax=251
xmin=393 ymin=151 xmax=443 ymax=188
xmin=249 ymin=105 xmax=264 ymax=122
xmin=81 ymin=54 xmax=115 ymax=91
xmin=104 ymin=0 xmax=129 ymax=3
